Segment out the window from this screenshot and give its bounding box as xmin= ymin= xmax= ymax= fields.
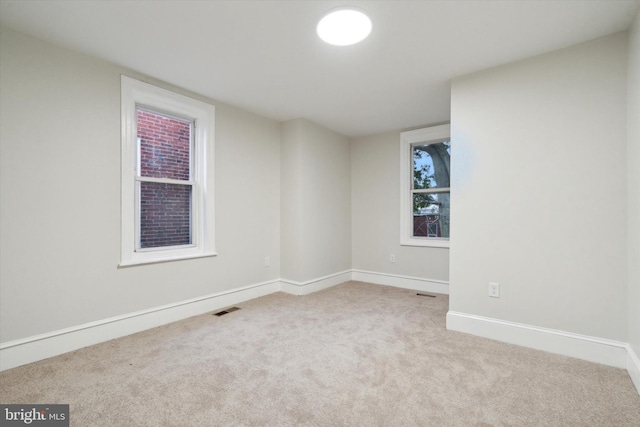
xmin=400 ymin=124 xmax=451 ymax=248
xmin=120 ymin=76 xmax=215 ymax=266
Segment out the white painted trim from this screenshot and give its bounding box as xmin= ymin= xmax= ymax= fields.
xmin=627 ymin=344 xmax=640 ymax=394
xmin=280 ymin=270 xmax=352 ymax=296
xmin=0 ymin=270 xmax=352 ymax=371
xmin=446 ymin=311 xmax=628 ymax=369
xmin=5 ymin=270 xmax=635 ymax=398
xmin=351 ymin=269 xmax=449 ymax=295
xmin=120 ymin=75 xmax=216 ymax=267
xmin=0 ymin=280 xmax=280 ymax=371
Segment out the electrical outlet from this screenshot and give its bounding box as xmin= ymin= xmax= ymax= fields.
xmin=489 ymin=282 xmax=500 ymax=298
xmin=390 ymin=254 xmax=396 ymax=263
xmin=264 ymin=257 xmax=270 ymax=267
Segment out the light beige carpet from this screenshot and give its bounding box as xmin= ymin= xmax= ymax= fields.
xmin=1 ymin=281 xmax=639 ymax=426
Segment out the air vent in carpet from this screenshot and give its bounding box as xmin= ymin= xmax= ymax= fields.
xmin=213 ymin=307 xmax=241 ymax=316
xmin=416 ymin=293 xmax=436 ymax=298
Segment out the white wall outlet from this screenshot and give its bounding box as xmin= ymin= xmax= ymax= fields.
xmin=264 ymin=256 xmax=270 ymax=267
xmin=489 ymin=282 xmax=500 ymax=298
xmin=390 ymin=254 xmax=396 ymax=263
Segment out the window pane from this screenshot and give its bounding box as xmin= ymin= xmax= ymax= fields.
xmin=137 ymin=108 xmax=191 ymax=180
xmin=413 ymin=141 xmax=450 ymax=189
xmin=140 ymin=181 xmax=192 ymax=248
xmin=413 ymin=192 xmax=450 ymax=238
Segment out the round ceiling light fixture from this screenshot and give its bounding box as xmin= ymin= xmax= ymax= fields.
xmin=317 ymin=8 xmax=372 ymax=46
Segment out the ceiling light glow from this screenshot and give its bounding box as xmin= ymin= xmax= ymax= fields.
xmin=317 ymin=8 xmax=372 ymax=46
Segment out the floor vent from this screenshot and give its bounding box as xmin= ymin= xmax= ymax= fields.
xmin=213 ymin=307 xmax=241 ymax=316
xmin=416 ymin=293 xmax=436 ymax=298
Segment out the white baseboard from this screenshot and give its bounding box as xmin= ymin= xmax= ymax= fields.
xmin=0 ymin=270 xmax=356 ymax=372
xmin=280 ymin=270 xmax=351 ymax=296
xmin=446 ymin=311 xmax=628 ymax=369
xmin=6 ymin=270 xmax=634 ymax=395
xmin=627 ymin=344 xmax=640 ymax=394
xmin=0 ymin=280 xmax=281 ymax=371
xmin=351 ymin=269 xmax=449 ymax=294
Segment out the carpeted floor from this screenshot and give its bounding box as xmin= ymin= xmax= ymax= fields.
xmin=1 ymin=281 xmax=639 ymax=426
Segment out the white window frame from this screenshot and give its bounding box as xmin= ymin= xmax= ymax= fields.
xmin=400 ymin=124 xmax=450 ymax=248
xmin=120 ymin=76 xmax=216 ymax=266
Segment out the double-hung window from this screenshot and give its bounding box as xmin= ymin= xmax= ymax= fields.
xmin=120 ymin=76 xmax=216 ymax=266
xmin=400 ymin=124 xmax=451 ymax=248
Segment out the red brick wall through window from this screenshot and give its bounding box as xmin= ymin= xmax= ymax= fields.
xmin=137 ymin=109 xmax=192 ymax=248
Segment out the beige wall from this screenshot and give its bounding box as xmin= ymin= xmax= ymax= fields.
xmin=628 ymin=10 xmax=640 ymax=356
xmin=351 ymin=131 xmax=450 ymax=281
xmin=280 ymin=118 xmax=351 ymax=282
xmin=0 ymin=27 xmax=281 ymax=342
xmin=449 ymin=33 xmax=628 ymax=340
xmin=280 ymin=120 xmax=304 ymax=281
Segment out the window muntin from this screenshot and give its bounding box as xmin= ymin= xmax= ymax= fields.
xmin=120 ymin=76 xmax=216 ymax=266
xmin=400 ymin=124 xmax=451 ymax=248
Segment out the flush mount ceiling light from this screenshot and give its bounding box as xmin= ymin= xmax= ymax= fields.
xmin=317 ymin=8 xmax=372 ymax=46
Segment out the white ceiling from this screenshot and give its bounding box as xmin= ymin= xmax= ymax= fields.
xmin=1 ymin=0 xmax=638 ymax=137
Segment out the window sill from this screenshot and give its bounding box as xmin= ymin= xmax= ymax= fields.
xmin=118 ymin=252 xmax=218 ymax=268
xmin=400 ymin=238 xmax=450 ymax=248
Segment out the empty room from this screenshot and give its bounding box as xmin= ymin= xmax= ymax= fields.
xmin=1 ymin=0 xmax=639 ymax=425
